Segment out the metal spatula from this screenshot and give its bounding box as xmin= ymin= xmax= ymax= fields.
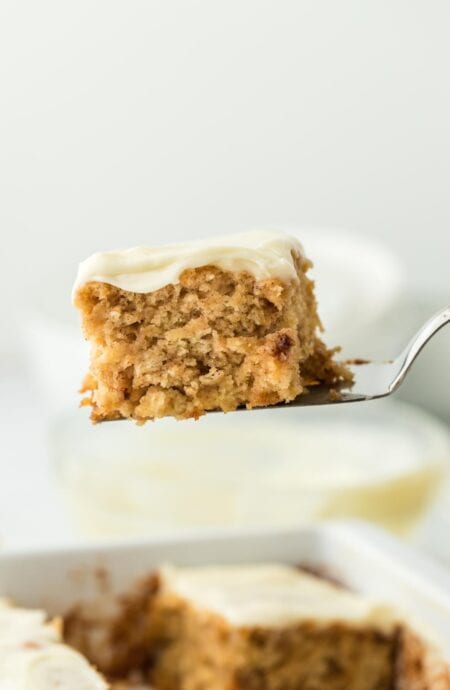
xmin=285 ymin=305 xmax=449 ymax=408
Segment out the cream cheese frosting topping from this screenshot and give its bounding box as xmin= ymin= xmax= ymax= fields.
xmin=72 ymin=229 xmax=303 ymax=299
xmin=160 ymin=563 xmax=395 ymax=629
xmin=0 ymin=599 xmax=107 ymax=690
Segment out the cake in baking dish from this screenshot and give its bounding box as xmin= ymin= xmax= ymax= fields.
xmin=2 ymin=566 xmax=448 ymax=689
xmin=72 ymin=230 xmax=351 ymax=422
xmin=62 ymin=563 xmax=450 ymax=690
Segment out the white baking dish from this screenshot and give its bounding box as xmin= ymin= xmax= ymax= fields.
xmin=1 ymin=522 xmax=450 ymax=659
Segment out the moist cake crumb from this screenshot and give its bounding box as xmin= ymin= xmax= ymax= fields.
xmin=73 ymin=231 xmax=352 ymax=422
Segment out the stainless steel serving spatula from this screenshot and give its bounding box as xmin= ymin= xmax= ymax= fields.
xmin=286 ymin=305 xmax=449 ymax=408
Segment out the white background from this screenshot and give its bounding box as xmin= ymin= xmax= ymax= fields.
xmin=1 ymin=0 xmax=449 ymax=357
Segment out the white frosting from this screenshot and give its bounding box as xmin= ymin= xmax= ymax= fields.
xmin=160 ymin=564 xmax=394 ymax=628
xmin=72 ymin=230 xmax=303 ymax=299
xmin=0 ymin=599 xmax=107 ymax=690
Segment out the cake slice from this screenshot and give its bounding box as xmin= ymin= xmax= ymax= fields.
xmin=0 ymin=598 xmax=107 ymax=689
xmin=146 ymin=563 xmax=398 ymax=690
xmin=73 ymin=230 xmax=351 ymax=422
xmin=62 ymin=564 xmax=450 ymax=690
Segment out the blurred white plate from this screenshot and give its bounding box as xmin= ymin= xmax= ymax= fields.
xmin=50 ymin=398 xmax=449 ymax=539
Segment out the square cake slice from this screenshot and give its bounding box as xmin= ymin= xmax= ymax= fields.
xmin=73 ymin=230 xmax=351 ymax=422
xmin=148 ymin=564 xmax=398 ymax=690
